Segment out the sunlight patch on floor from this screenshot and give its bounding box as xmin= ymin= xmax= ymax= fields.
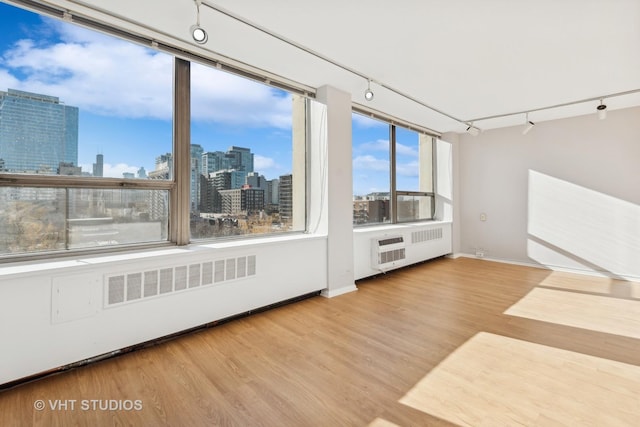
xmin=400 ymin=332 xmax=640 ymax=426
xmin=367 ymin=418 xmax=402 ymax=427
xmin=536 ymin=272 xmax=640 ymax=299
xmin=505 ymin=287 xmax=640 ymax=339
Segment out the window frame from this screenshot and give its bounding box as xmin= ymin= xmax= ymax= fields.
xmin=352 ymin=111 xmax=438 ymax=226
xmin=391 ymin=124 xmax=437 ymax=223
xmin=0 ymin=2 xmax=314 ymax=262
xmin=186 ymin=60 xmax=309 ymax=241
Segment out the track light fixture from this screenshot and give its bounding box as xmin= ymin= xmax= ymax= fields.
xmin=597 ymin=99 xmax=607 ymax=120
xmin=466 ymin=122 xmax=480 ymax=136
xmin=522 ymin=113 xmax=535 ymax=135
xmin=364 ymin=79 xmax=374 ymax=101
xmin=190 ymin=0 xmax=208 ymax=44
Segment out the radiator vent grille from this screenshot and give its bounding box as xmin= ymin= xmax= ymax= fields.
xmin=372 ymin=235 xmax=406 ymax=270
xmin=379 ymin=248 xmax=406 ymax=264
xmin=411 ymin=227 xmax=443 ymax=244
xmin=107 ymin=275 xmax=125 ymax=305
xmin=106 ymin=255 xmax=257 ymax=307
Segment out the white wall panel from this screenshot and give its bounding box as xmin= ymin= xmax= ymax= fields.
xmin=458 ymin=106 xmax=640 ymax=279
xmin=0 ymin=236 xmax=326 ymax=384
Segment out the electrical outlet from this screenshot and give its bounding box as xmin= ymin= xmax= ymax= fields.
xmin=475 ymin=247 xmax=486 ymax=258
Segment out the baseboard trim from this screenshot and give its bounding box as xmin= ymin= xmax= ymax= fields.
xmin=457 ymin=253 xmax=640 ymax=282
xmin=321 ymin=284 xmax=358 ymax=298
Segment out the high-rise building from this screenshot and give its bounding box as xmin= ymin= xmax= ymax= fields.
xmin=92 ymin=154 xmax=104 ymax=177
xmin=57 ymin=162 xmax=82 ymax=176
xmin=264 ymin=178 xmax=280 ymax=214
xmin=279 ymin=174 xmax=293 ymax=221
xmin=203 ymin=169 xmax=249 ymax=212
xmin=268 ymin=178 xmax=280 ymax=205
xmin=202 ymin=151 xmax=230 ymax=175
xmin=0 ymin=89 xmax=78 ymax=174
xmin=227 ymin=146 xmax=254 ymax=172
xmin=353 ymin=200 xmax=389 ymax=224
xmin=218 ymin=187 xmax=264 ymax=215
xmin=155 ymin=153 xmax=172 ymax=170
xmin=246 ymin=172 xmax=267 ymax=190
xmin=149 ymin=153 xmax=172 ymax=180
xmin=190 ymin=144 xmax=204 ymax=212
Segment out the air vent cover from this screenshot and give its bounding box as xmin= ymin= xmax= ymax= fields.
xmin=371 ymin=236 xmax=406 ymax=270
xmin=411 ymin=227 xmax=443 ymax=244
xmin=105 ymin=255 xmax=257 ymax=307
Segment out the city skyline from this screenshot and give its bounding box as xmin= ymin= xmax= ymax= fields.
xmin=0 ymin=2 xmax=420 ymax=196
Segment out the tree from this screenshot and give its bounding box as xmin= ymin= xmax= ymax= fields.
xmin=1 ymin=200 xmax=65 ymax=253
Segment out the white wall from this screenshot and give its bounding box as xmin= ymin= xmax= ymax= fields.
xmin=0 ymin=237 xmax=327 ymax=385
xmin=459 ymin=106 xmax=640 ymax=279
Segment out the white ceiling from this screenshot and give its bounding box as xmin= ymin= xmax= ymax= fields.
xmin=52 ymin=0 xmax=640 ymax=133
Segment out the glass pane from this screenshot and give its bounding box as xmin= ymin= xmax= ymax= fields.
xmin=0 ymin=3 xmax=172 ymax=179
xmin=67 ymin=188 xmax=169 ymax=249
xmin=352 ymin=113 xmax=390 ymax=225
xmin=395 ymin=127 xmax=420 ymax=191
xmin=189 ymin=63 xmax=305 ymax=239
xmin=0 ymin=187 xmax=66 ymax=254
xmin=396 ymin=194 xmax=434 ymax=222
xmin=0 ymin=187 xmax=169 ymax=255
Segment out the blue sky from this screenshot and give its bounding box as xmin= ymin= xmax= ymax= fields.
xmin=0 ymin=2 xmax=419 ymax=195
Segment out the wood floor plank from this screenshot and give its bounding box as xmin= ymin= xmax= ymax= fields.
xmin=1 ymin=257 xmax=640 ymax=426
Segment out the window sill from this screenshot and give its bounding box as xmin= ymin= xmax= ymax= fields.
xmin=0 ymin=233 xmax=325 ymax=279
xmin=353 ymin=219 xmax=452 ymax=234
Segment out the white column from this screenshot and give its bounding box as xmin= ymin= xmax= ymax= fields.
xmin=315 ymin=85 xmax=357 ymax=298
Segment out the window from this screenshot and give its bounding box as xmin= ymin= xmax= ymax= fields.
xmin=188 ymin=63 xmax=306 ymax=240
xmin=352 ymin=114 xmax=391 ymax=225
xmin=352 ymin=112 xmax=435 ymax=225
xmin=394 ymin=126 xmax=435 ymax=223
xmin=0 ymin=2 xmax=310 ymax=259
xmin=0 ymin=3 xmax=172 ymax=256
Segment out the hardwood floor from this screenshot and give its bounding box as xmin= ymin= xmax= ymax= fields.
xmin=1 ymin=257 xmax=640 ymax=426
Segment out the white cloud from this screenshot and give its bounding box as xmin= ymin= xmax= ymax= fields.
xmin=358 ymin=139 xmax=389 ymax=152
xmin=103 ymin=163 xmax=140 ymax=178
xmin=191 ymin=64 xmax=292 ymax=129
xmin=0 ymin=68 xmax=19 ymax=90
xmin=0 ymin=18 xmax=292 ymax=128
xmin=3 ymin=34 xmax=173 ymax=120
xmin=254 ymin=154 xmax=277 ymax=171
xmin=353 ymin=155 xmax=389 ymax=172
xmin=396 ymin=143 xmax=419 ymax=157
xmin=396 ymin=160 xmax=419 ymax=177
